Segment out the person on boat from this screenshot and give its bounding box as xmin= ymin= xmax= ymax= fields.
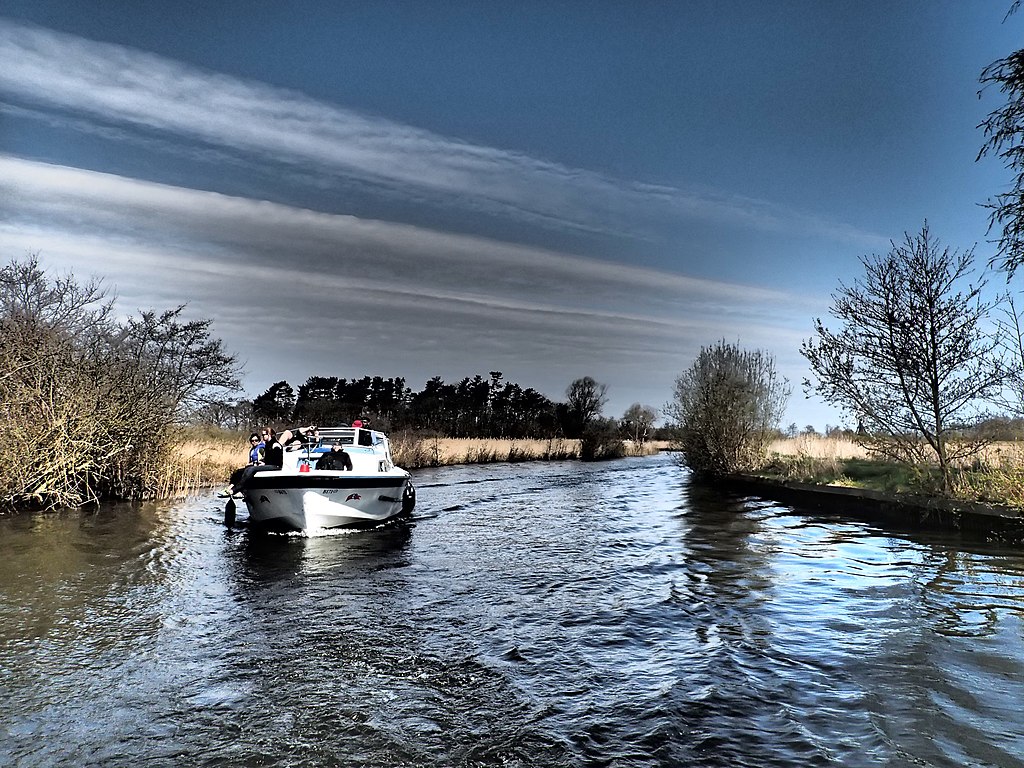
xmin=218 ymin=426 xmax=285 ymax=497
xmin=247 ymin=433 xmax=264 ymax=465
xmin=260 ymin=427 xmax=285 ymax=467
xmin=316 ymin=442 xmax=353 ymax=471
xmin=277 ymin=425 xmax=318 ymax=452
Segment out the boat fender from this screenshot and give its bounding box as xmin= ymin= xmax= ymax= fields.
xmin=402 ymin=483 xmax=416 ymax=514
xmin=224 ymin=498 xmax=236 ymax=527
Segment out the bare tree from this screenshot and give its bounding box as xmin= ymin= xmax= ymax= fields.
xmin=115 ymin=305 xmax=242 ymax=422
xmin=667 ymin=340 xmax=789 ymax=476
xmin=621 ymin=403 xmax=658 ymax=444
xmin=801 ymin=223 xmax=1004 ymax=493
xmin=0 ymin=254 xmax=242 ymax=509
xmin=990 ymin=294 xmax=1024 ymax=415
xmin=565 ymin=376 xmax=608 ymax=437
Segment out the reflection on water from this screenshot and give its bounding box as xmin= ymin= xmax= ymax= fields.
xmin=231 ymin=521 xmax=414 ymax=581
xmin=2 ymin=454 xmax=1024 ymax=767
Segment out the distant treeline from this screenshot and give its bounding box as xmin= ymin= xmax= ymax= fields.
xmin=207 ymin=373 xmax=663 ymax=444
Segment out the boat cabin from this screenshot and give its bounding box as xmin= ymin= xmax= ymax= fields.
xmin=282 ymin=425 xmax=395 ymax=473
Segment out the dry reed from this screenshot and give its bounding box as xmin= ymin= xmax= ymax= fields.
xmin=763 ymin=435 xmax=871 ymax=485
xmin=768 ymin=435 xmax=1024 ymax=506
xmin=156 ymin=432 xmax=248 ymax=499
xmin=152 ymin=432 xmax=669 ymax=496
xmin=769 ymin=435 xmax=870 ymax=460
xmin=391 ymin=437 xmax=581 ymax=467
xmin=389 ymin=437 xmax=666 ymax=467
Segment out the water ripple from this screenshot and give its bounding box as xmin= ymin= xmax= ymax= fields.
xmin=3 ymin=454 xmax=1024 ymax=766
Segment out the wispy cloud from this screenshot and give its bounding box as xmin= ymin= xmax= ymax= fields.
xmin=0 ymin=18 xmax=883 ymax=247
xmin=0 ymin=154 xmax=822 ymax=409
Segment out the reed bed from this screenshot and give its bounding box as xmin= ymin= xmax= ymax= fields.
xmin=770 ymin=435 xmax=1024 ymax=467
xmin=769 ymin=435 xmax=870 ymax=460
xmin=388 ymin=436 xmax=581 ymax=467
xmin=389 ymin=436 xmax=667 ymax=467
xmin=762 ymin=436 xmax=869 ymax=485
xmin=949 ymin=441 xmax=1024 ymax=506
xmin=156 ymin=432 xmax=248 ymax=499
xmin=153 ymin=431 xmax=668 ymax=496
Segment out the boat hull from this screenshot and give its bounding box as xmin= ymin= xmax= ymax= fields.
xmin=240 ymin=471 xmax=413 ymax=532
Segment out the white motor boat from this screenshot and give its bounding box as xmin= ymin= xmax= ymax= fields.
xmin=227 ymin=425 xmax=415 ymax=532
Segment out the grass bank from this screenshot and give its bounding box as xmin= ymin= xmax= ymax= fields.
xmin=161 ymin=429 xmax=667 ymax=499
xmin=764 ymin=435 xmax=1024 ymax=508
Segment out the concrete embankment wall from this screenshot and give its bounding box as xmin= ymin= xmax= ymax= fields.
xmin=722 ymin=475 xmax=1024 ymax=544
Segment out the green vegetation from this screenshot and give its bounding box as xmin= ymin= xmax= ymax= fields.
xmin=761 ymin=454 xmax=925 ymax=495
xmin=580 ymin=418 xmax=626 ymax=461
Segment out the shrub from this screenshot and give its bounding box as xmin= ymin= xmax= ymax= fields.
xmin=667 ymin=341 xmax=789 ymax=476
xmin=580 ymin=418 xmax=626 ymax=461
xmin=0 ymin=255 xmax=239 ymax=510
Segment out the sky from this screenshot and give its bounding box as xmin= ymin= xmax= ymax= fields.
xmin=0 ymin=1 xmax=1020 ymax=429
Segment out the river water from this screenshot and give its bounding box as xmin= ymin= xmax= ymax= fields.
xmin=2 ymin=453 xmax=1024 ymax=767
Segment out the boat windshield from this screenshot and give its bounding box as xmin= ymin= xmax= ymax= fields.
xmin=314 ymin=426 xmax=381 ymax=447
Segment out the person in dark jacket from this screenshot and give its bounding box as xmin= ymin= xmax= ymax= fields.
xmin=315 ymin=443 xmax=353 ymax=471
xmin=260 ymin=427 xmax=285 ymax=467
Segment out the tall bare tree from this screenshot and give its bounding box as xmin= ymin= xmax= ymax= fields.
xmin=565 ymin=376 xmax=608 ymax=438
xmin=115 ymin=305 xmax=242 ymax=422
xmin=802 ymin=223 xmax=1004 ymax=493
xmin=989 ymin=294 xmax=1024 ymax=416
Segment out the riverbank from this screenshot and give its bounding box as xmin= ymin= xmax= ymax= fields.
xmin=766 ymin=434 xmax=1024 ymax=506
xmin=723 ymin=473 xmax=1024 ymax=542
xmin=738 ymin=434 xmax=1024 ymax=542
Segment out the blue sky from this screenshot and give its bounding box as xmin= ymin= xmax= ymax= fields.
xmin=0 ymin=2 xmax=1019 ymax=428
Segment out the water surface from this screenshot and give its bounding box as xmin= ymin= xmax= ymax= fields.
xmin=2 ymin=453 xmax=1024 ymax=766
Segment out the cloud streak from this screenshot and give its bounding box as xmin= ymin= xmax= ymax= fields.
xmin=0 ymin=154 xmax=822 ymax=411
xmin=0 ymin=18 xmax=883 ymax=247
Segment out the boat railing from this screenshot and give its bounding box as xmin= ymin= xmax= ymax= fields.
xmin=315 ymin=426 xmax=381 ymax=446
